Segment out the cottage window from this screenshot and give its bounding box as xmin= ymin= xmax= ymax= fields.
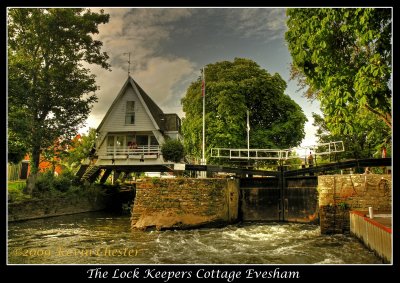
xmin=127 ymin=135 xmax=135 ymax=145
xmin=116 ymin=136 xmax=125 ymax=148
xmin=125 ymin=101 xmax=135 ymax=124
xmin=150 ymin=136 xmax=159 ymax=146
xmin=136 ymin=135 xmax=148 ymax=146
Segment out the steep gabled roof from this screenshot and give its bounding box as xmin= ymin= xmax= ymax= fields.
xmin=96 ymin=76 xmax=167 ymax=132
xmin=130 ymin=77 xmax=166 ymax=131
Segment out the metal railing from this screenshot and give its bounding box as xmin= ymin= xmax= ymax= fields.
xmin=294 ymin=141 xmax=345 ymax=157
xmin=211 ymin=148 xmax=294 ymax=160
xmin=106 ymin=145 xmax=161 ymax=157
xmin=211 ymin=141 xmax=345 ymax=161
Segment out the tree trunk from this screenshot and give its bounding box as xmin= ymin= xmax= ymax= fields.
xmin=31 ymin=145 xmax=41 ymax=169
xmin=24 ymin=147 xmax=41 ymax=195
xmin=24 ymin=173 xmax=37 ymax=195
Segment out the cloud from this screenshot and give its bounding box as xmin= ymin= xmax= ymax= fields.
xmin=300 ymin=118 xmax=318 ymax=147
xmin=225 ymin=8 xmax=287 ymax=42
xmin=79 ymin=8 xmax=197 ymax=133
xmin=93 ymin=8 xmax=129 ymax=36
xmin=95 ymin=8 xmax=193 ymax=70
xmin=290 ymin=117 xmax=318 ymax=159
xmin=78 ymin=63 xmax=127 ymax=133
xmin=134 ymin=56 xmax=196 ymax=109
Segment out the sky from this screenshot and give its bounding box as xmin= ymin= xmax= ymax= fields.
xmin=82 ymin=7 xmax=322 ymax=147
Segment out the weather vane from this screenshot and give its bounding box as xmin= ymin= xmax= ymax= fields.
xmin=123 ymin=52 xmax=131 ymax=76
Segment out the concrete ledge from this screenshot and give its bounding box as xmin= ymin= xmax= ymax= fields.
xmin=350 ymin=210 xmax=392 ymax=263
xmin=351 ymin=210 xmax=392 ymax=233
xmin=8 ymin=195 xmax=108 ymax=222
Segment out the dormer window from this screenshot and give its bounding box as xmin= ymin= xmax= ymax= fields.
xmin=125 ymin=101 xmax=135 ymax=124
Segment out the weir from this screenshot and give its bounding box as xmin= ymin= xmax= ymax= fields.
xmin=130 ymin=171 xmax=391 ymax=235
xmin=239 ymin=176 xmax=318 ymax=223
xmin=130 ymin=174 xmax=320 ymax=231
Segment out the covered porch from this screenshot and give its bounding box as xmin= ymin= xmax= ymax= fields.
xmin=97 ymin=131 xmax=164 ymax=162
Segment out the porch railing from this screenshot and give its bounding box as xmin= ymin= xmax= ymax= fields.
xmin=106 ymin=145 xmax=161 ymax=157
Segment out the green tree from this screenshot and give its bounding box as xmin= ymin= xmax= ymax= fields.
xmin=285 ymin=8 xmax=392 ymax=135
xmin=65 ymin=128 xmax=97 ymax=169
xmin=8 ymin=8 xmax=110 ymax=192
xmin=40 ymin=137 xmax=69 ymax=174
xmin=8 ymin=129 xmax=28 ymax=164
xmin=181 ymin=58 xmax=307 ymax=163
xmin=312 ymin=109 xmax=391 ymax=161
xmin=161 ymin=139 xmax=185 ymax=163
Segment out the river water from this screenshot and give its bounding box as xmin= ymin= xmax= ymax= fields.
xmin=8 ymin=211 xmax=383 ymax=264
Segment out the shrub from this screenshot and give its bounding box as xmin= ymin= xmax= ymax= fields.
xmin=161 ymin=139 xmax=185 ymax=163
xmin=84 ymin=183 xmax=107 ymax=201
xmin=35 ymin=171 xmax=55 ymax=193
xmin=65 ymin=185 xmax=85 ymax=198
xmin=34 ymin=169 xmax=81 ymax=194
xmin=52 ymin=174 xmax=72 ymax=192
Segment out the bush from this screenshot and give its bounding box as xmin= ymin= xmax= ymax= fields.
xmin=34 ymin=169 xmax=82 ymax=195
xmin=62 ymin=169 xmax=82 ymax=186
xmin=35 ymin=171 xmax=55 ymax=193
xmin=161 ymin=139 xmax=185 ymax=163
xmin=84 ymin=183 xmax=107 ymax=201
xmin=52 ymin=174 xmax=73 ymax=192
xmin=65 ymin=185 xmax=86 ymax=198
xmin=9 ymin=170 xmax=105 ymax=202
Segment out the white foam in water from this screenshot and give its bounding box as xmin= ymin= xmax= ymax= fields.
xmin=316 ymin=257 xmax=345 ymax=264
xmin=7 ymin=213 xmax=384 ymax=264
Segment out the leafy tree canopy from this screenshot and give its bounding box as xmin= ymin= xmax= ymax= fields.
xmin=8 ymin=128 xmax=28 ymax=164
xmin=285 ymin=8 xmax=392 ymax=135
xmin=161 ymin=139 xmax=185 ymax=163
xmin=65 ymin=128 xmax=97 ymax=168
xmin=312 ymin=108 xmax=391 ymax=160
xmin=181 ymin=58 xmax=307 ymax=163
xmin=8 ymin=8 xmax=110 ymax=174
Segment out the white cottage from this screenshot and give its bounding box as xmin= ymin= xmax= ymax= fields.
xmin=92 ymin=76 xmax=181 ymax=167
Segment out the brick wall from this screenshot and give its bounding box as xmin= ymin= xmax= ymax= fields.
xmin=318 ymin=174 xmax=391 ymax=234
xmin=131 ymin=178 xmax=239 ymax=230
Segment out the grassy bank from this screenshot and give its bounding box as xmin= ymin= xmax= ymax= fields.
xmin=7 ymin=170 xmax=116 ymax=204
xmin=7 ymin=181 xmax=31 ymax=202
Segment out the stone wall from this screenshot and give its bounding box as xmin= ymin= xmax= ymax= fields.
xmin=131 ymin=178 xmax=239 ymax=230
xmin=8 ymin=195 xmax=108 ymax=222
xmin=318 ymin=174 xmax=391 ymax=234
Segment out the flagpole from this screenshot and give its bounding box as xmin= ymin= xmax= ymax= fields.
xmin=247 ymin=109 xmax=250 ymax=160
xmin=202 ymin=67 xmax=206 ymax=170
